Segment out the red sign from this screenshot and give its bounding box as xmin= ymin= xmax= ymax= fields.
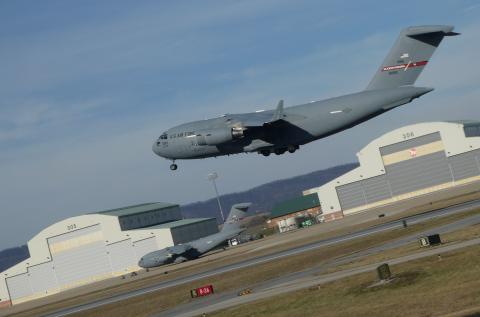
xmin=409 ymin=148 xmax=417 ymax=157
xmin=191 ymin=284 xmax=214 ymax=298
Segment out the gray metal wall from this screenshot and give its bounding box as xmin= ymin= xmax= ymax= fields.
xmin=386 ymin=151 xmax=452 ymax=196
xmin=119 ymin=206 xmax=182 ymax=230
xmin=450 ymin=149 xmax=480 ymax=181
xmin=362 ymin=175 xmax=392 ymax=204
xmin=171 ymin=219 xmax=219 ymax=245
xmin=336 ymin=134 xmax=480 ymax=211
xmin=336 ymin=182 xmax=366 ymax=211
xmin=379 ymin=132 xmax=441 ymax=155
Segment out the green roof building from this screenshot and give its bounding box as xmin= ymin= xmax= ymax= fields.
xmin=91 ymin=202 xmax=183 ymax=231
xmin=271 ymin=194 xmax=320 ymax=219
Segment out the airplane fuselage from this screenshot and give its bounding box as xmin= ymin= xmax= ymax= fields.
xmin=153 ymin=86 xmax=432 ymax=161
xmin=138 ymin=228 xmax=244 ymax=268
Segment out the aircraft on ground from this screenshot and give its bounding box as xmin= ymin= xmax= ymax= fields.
xmin=138 ymin=203 xmax=250 ymax=268
xmin=153 ymin=25 xmax=458 ymax=170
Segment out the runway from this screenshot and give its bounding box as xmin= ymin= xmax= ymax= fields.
xmin=162 ymin=238 xmax=480 ymax=317
xmin=42 ymin=199 xmax=480 ymax=317
xmin=158 ymin=208 xmax=480 ymax=316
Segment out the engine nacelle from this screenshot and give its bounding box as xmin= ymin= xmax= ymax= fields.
xmin=173 ymin=256 xmax=188 ymax=264
xmin=199 ymin=127 xmax=244 ymax=146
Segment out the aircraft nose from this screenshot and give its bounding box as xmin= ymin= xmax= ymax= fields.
xmin=152 ymin=140 xmax=162 ymax=157
xmin=138 ymin=258 xmax=144 ymax=268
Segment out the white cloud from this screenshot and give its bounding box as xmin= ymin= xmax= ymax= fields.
xmin=0 ymin=98 xmax=111 ymax=144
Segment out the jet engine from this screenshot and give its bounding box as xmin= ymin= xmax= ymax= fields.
xmin=173 ymin=256 xmax=188 ymax=264
xmin=198 ymin=127 xmax=245 ymax=145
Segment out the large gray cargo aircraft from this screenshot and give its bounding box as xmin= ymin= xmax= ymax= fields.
xmin=153 ymin=25 xmax=458 ymax=170
xmin=138 ymin=203 xmax=250 ymax=268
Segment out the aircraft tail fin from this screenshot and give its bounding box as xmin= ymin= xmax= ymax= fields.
xmin=272 ymin=100 xmax=284 ymax=121
xmin=221 ymin=203 xmax=251 ymax=233
xmin=366 ymin=25 xmax=458 ymax=90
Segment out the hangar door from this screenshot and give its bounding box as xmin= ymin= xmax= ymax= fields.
xmin=336 ymin=132 xmax=454 ymax=212
xmin=6 ymin=261 xmax=59 ymax=303
xmin=449 ymin=149 xmax=480 ymax=181
xmin=107 ymin=239 xmax=137 ymax=273
xmin=381 ymin=132 xmax=452 ymax=196
xmin=5 ymin=273 xmax=31 ymax=302
xmin=336 ymin=174 xmax=392 ymax=211
xmin=133 ymin=237 xmax=158 ymax=261
xmin=49 ymin=224 xmax=111 ymax=288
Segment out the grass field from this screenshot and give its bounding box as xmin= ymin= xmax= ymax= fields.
xmin=209 ymin=243 xmax=480 ymax=317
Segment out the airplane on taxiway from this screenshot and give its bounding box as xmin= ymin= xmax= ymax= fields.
xmin=138 ymin=203 xmax=250 ymax=268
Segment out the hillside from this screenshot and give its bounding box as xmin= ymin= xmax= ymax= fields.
xmin=181 ymin=163 xmax=357 ymax=220
xmin=0 ymin=245 xmax=29 ymax=272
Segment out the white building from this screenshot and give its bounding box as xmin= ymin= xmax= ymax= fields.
xmin=304 ymin=121 xmax=480 ymax=221
xmin=0 ymin=203 xmax=218 ymax=307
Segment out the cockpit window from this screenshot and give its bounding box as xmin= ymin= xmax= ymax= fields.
xmin=160 ymin=133 xmax=168 ymax=140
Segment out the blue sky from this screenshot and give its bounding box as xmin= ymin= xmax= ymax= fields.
xmin=0 ymin=0 xmax=479 ymax=249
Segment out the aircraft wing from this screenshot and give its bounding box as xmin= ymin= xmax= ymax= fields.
xmin=166 ymin=244 xmax=192 ymax=255
xmin=243 ymin=139 xmax=275 ymax=152
xmin=230 ymin=100 xmax=295 ymax=127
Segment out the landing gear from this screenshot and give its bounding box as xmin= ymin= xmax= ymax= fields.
xmin=288 ymin=145 xmax=299 ymax=153
xmin=258 ymin=145 xmax=299 ymax=157
xmin=170 ymin=161 xmax=178 ymax=170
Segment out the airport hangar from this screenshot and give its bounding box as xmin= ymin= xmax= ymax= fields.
xmin=303 ymin=121 xmax=480 ymax=221
xmin=0 ymin=203 xmax=218 ymax=307
xmin=270 ymin=121 xmax=480 ymax=232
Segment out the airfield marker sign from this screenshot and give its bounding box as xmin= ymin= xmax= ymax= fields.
xmin=191 ymin=285 xmax=214 ymax=298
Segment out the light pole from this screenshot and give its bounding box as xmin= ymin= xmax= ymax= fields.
xmin=208 ymin=172 xmax=225 ymax=223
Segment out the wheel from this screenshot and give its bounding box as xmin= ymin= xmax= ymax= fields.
xmin=261 ymin=150 xmax=270 ymax=157
xmin=274 ymin=148 xmax=286 ymax=155
xmin=170 ymin=164 xmax=178 ymax=170
xmin=288 ymin=145 xmax=297 ymax=153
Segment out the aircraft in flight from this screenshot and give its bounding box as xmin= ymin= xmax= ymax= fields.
xmin=138 ymin=203 xmax=250 ymax=268
xmin=153 ymin=25 xmax=458 ymax=170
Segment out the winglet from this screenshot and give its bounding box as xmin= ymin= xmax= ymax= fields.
xmin=272 ymin=100 xmax=284 ymax=121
